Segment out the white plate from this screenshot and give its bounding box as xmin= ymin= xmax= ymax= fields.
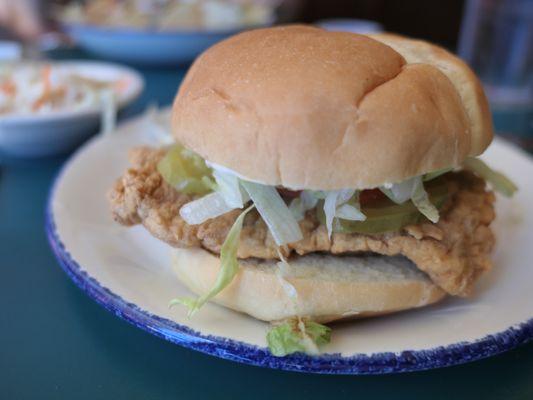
xmin=47 ymin=113 xmax=533 ymax=374
xmin=0 ymin=61 xmax=143 ymax=157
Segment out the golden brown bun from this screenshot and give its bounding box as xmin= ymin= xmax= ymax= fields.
xmin=172 ymin=25 xmax=493 ymax=190
xmin=171 ymin=248 xmax=446 ymax=323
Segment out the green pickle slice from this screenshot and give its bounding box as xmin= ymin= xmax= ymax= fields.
xmin=157 ymin=144 xmax=215 ymax=195
xmin=317 ymin=178 xmax=449 ymax=235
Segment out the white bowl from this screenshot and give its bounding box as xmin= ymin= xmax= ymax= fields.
xmin=0 ymin=60 xmax=144 ymax=158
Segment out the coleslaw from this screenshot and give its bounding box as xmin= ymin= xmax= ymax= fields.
xmin=0 ymin=62 xmax=127 ymax=117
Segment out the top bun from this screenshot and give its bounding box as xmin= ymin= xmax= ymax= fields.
xmin=172 ymin=25 xmax=493 ymax=190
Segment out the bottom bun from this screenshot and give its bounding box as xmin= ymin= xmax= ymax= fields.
xmin=171 ymin=248 xmax=446 ymax=323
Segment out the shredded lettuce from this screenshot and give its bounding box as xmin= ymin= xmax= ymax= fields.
xmin=380 ymin=176 xmax=439 ymax=223
xmin=289 ymin=198 xmax=305 ymax=221
xmin=323 ymin=189 xmax=365 ymax=238
xmin=380 ymin=177 xmax=417 ymax=204
xmin=100 ymin=89 xmax=116 ymax=135
xmin=141 ymin=104 xmax=175 ymax=145
xmin=423 ymin=167 xmax=453 ymax=182
xmin=323 ymin=191 xmax=339 ymax=238
xmin=464 ymin=157 xmax=518 ymax=197
xmin=289 ymin=190 xmax=322 ymax=221
xmin=241 ymin=181 xmax=303 ymax=246
xmin=411 ymin=177 xmax=439 ymax=223
xmin=179 ymin=192 xmax=236 ymax=225
xmin=170 ymin=205 xmax=254 ymax=316
xmin=211 ymin=168 xmax=249 ymax=209
xmin=266 ymin=317 xmax=331 ymax=356
xmin=275 ymin=249 xmax=298 ymax=299
xmin=301 ymin=190 xmax=321 ymax=208
xmin=157 ymin=145 xmax=215 ymax=195
xmin=336 ymin=197 xmax=365 ymax=221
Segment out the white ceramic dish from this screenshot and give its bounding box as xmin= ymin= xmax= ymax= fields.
xmin=47 ymin=113 xmax=533 ymax=374
xmin=0 ymin=61 xmax=143 ymax=157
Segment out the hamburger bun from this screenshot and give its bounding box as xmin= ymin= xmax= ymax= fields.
xmin=171 ymin=248 xmax=446 ymax=323
xmin=172 ymin=25 xmax=493 ymax=190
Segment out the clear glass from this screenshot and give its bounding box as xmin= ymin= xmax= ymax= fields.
xmin=458 ymin=0 xmax=533 ymax=148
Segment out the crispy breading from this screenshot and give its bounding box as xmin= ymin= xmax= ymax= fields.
xmin=108 ymin=147 xmax=496 ymax=296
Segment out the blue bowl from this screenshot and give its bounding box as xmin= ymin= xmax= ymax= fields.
xmin=63 ymin=23 xmax=270 ymax=66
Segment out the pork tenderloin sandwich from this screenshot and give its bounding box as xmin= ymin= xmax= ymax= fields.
xmin=108 ymin=25 xmax=517 ymax=356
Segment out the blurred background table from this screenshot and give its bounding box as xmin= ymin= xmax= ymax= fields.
xmin=1 ymin=48 xmax=533 ymax=399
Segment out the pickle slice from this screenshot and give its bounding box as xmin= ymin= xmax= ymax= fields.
xmin=317 ymin=178 xmax=449 ymax=235
xmin=157 ymin=144 xmax=215 ymax=195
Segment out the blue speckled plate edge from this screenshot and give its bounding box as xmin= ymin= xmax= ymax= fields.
xmin=44 ymin=139 xmax=533 ymax=375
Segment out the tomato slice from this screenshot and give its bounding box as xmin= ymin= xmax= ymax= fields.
xmin=359 ymin=189 xmax=385 ymax=206
xmin=277 ymin=188 xmax=385 ymax=203
xmin=277 ymin=188 xmax=302 ymax=199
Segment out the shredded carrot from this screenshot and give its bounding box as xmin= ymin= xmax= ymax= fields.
xmin=32 ymin=95 xmax=46 ymax=112
xmin=114 ymin=77 xmax=129 ymax=92
xmin=0 ymin=80 xmax=16 ymax=96
xmin=42 ymin=65 xmax=52 ymax=93
xmin=32 ymin=65 xmax=53 ymax=111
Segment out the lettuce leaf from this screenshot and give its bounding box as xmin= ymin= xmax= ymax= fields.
xmin=266 ymin=318 xmax=331 ymax=356
xmin=170 ymin=205 xmax=254 ymax=316
xmin=464 ymin=157 xmax=518 ymax=197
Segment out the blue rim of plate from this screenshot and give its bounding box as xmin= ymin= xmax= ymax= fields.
xmin=45 ymin=141 xmax=533 ymax=374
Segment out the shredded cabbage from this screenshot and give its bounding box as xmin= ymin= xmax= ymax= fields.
xmin=170 ymin=205 xmax=254 ymax=316
xmin=179 ymin=192 xmax=236 ymax=225
xmin=464 ymin=157 xmax=518 ymax=197
xmin=157 ymin=145 xmax=215 ymax=195
xmin=241 ymin=181 xmax=303 ymax=246
xmin=266 ymin=317 xmax=331 ymax=356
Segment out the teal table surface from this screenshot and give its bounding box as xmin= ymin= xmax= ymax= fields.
xmin=1 ymin=59 xmax=533 ymax=400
